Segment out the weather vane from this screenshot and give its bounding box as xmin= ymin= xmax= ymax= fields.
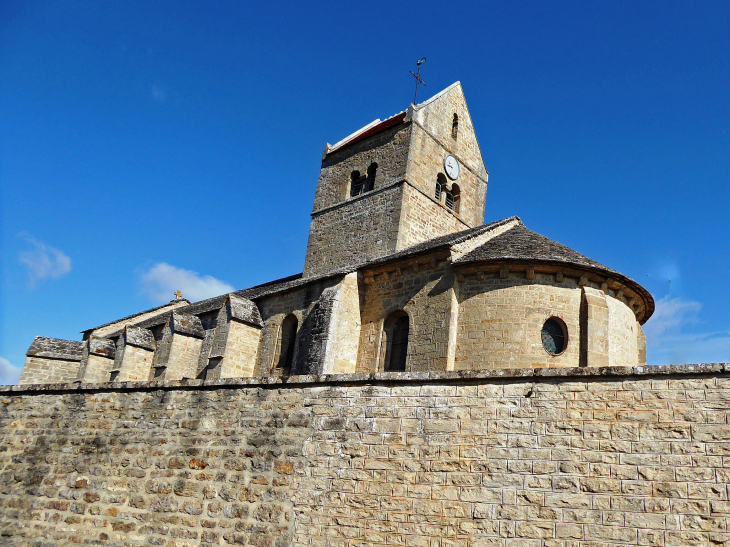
xmin=174 ymin=290 xmax=183 ymax=300
xmin=410 ymin=58 xmax=426 ymax=105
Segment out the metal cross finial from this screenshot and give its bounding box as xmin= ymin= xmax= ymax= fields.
xmin=410 ymin=57 xmax=426 ymax=105
xmin=174 ymin=290 xmax=183 ymax=300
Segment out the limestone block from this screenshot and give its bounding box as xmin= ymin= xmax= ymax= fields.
xmin=110 ymin=326 xmax=155 ymax=382
xmin=18 ymin=336 xmax=84 ymax=385
xmin=320 ymin=272 xmax=361 ymax=375
xmin=152 ymin=311 xmax=205 ymax=380
xmin=581 ymin=286 xmax=609 ymax=367
xmin=637 ymin=322 xmax=647 ymax=366
xmin=206 ymin=295 xmax=263 ymax=379
xmin=76 ymin=337 xmax=116 ymax=383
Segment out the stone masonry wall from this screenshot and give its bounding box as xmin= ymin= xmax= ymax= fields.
xmin=456 ymin=273 xmax=643 ymax=370
xmin=254 ymin=277 xmax=342 ymax=377
xmin=456 ymin=273 xmax=583 ymax=370
xmin=1 ymin=365 xmax=730 ymax=547
xmin=17 ymin=356 xmax=80 ymax=385
xmin=396 ymin=183 xmax=469 ymax=251
xmin=312 ymin=123 xmax=411 ymax=212
xmin=407 ymin=84 xmax=488 ymax=228
xmin=406 ymin=122 xmax=486 ymax=230
xmin=303 ymin=185 xmax=404 ymax=277
xmin=357 ymin=256 xmax=455 ymax=373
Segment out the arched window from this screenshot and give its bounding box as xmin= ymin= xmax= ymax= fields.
xmin=451 ymin=183 xmax=460 ymax=214
xmin=275 ymin=314 xmax=298 ymax=374
xmin=350 ymin=170 xmax=363 ymax=197
xmin=365 ymin=163 xmax=377 ymax=192
xmin=452 ymin=113 xmax=459 ymax=140
xmin=445 ymin=189 xmax=455 ymax=210
xmin=382 ymin=311 xmax=409 ymax=372
xmin=435 ymin=173 xmax=447 ymax=202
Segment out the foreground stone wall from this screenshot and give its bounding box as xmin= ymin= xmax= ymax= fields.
xmin=1 ymin=364 xmax=730 ymax=547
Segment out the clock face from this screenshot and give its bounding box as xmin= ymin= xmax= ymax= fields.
xmin=444 ymin=155 xmax=460 ymax=180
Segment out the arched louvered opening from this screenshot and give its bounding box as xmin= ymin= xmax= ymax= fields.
xmin=365 ymin=162 xmax=377 ymax=192
xmin=382 ymin=311 xmax=409 ymax=372
xmin=452 ymin=113 xmax=459 ymax=140
xmin=350 ymin=170 xmax=363 ymax=197
xmin=451 ymin=183 xmax=460 ymax=214
xmin=435 ymin=173 xmax=447 ymax=202
xmin=275 ymin=314 xmax=298 ymax=374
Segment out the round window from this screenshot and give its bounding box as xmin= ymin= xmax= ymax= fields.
xmin=541 ymin=317 xmax=567 ymax=355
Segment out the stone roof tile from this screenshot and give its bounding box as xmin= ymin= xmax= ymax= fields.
xmin=455 ymin=224 xmax=618 ymax=273
xmin=171 ymin=311 xmax=205 ymax=339
xmin=227 ymin=295 xmax=263 ymax=327
xmin=26 ymin=337 xmax=84 ymax=361
xmin=124 ymin=326 xmax=155 ymax=351
xmin=82 ymin=299 xmax=190 ymax=335
xmin=87 ymin=337 xmax=116 ymax=359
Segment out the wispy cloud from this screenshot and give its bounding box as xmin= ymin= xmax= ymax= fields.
xmin=18 ymin=234 xmax=72 ymax=285
xmin=644 ymin=296 xmax=730 ymax=365
xmin=0 ymin=356 xmax=22 ymax=385
xmin=139 ymin=263 xmax=234 ymax=304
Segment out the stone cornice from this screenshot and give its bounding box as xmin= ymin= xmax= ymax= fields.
xmin=3 ymin=364 xmax=728 ymax=395
xmin=454 ymin=259 xmax=654 ymax=324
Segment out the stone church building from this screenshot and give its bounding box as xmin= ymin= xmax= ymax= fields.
xmin=18 ymin=82 xmax=654 ymax=386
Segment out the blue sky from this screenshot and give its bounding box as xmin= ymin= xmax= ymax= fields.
xmin=2 ymin=1 xmax=729 ymax=382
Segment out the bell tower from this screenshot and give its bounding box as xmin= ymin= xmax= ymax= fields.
xmin=303 ymin=82 xmax=488 ymax=278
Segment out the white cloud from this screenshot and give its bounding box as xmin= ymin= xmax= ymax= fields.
xmin=139 ymin=263 xmax=235 ymax=304
xmin=18 ymin=234 xmax=72 ymax=285
xmin=643 ymin=296 xmax=701 ymax=340
xmin=644 ymin=296 xmax=730 ymax=365
xmin=0 ymin=356 xmax=22 ymax=385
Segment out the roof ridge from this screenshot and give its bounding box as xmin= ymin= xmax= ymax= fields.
xmin=412 ymin=81 xmax=461 ymax=109
xmin=451 ymin=217 xmax=522 ymax=261
xmin=82 ymin=298 xmax=191 ymax=334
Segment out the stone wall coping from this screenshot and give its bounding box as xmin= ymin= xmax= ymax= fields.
xmin=3 ymin=363 xmax=729 ymax=394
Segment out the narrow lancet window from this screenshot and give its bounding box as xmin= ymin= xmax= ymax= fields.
xmin=350 ymin=170 xmax=363 ymax=197
xmin=445 ymin=190 xmax=455 ymax=210
xmin=275 ymin=314 xmax=298 ymax=374
xmin=435 ymin=173 xmax=447 ymax=202
xmin=451 ymin=183 xmax=460 ymax=214
xmin=452 ymin=113 xmax=459 ymax=140
xmin=366 ymin=162 xmax=377 ymax=192
xmin=382 ymin=311 xmax=409 ymax=372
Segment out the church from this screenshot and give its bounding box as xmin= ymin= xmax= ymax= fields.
xmin=18 ymin=82 xmax=654 ymax=386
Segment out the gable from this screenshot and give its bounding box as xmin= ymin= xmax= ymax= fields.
xmin=411 ymin=82 xmax=488 ymax=180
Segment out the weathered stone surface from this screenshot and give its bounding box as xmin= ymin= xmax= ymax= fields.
xmin=170 ymin=311 xmax=205 ymax=339
xmin=18 ymin=337 xmax=84 ymax=385
xmin=227 ymin=294 xmax=263 ymax=327
xmin=24 ymin=336 xmax=84 ymax=361
xmin=1 ymin=366 xmax=729 ymax=546
xmin=124 ymin=325 xmax=155 ymax=351
xmin=303 ymin=83 xmax=487 ymax=278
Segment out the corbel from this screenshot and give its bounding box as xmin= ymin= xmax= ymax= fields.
xmin=578 ymin=276 xmax=588 ymax=286
xmin=556 ymin=271 xmax=563 ymax=283
xmin=499 ymin=269 xmax=509 ymax=279
xmin=526 ymin=269 xmax=535 ymax=280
